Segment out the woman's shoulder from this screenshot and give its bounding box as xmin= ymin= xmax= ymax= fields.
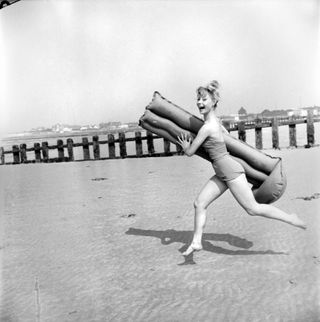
xmin=203 ymin=119 xmax=220 ymax=133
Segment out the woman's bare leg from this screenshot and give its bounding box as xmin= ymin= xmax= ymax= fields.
xmin=183 ymin=175 xmax=228 ymax=256
xmin=227 ymin=174 xmax=306 ymax=229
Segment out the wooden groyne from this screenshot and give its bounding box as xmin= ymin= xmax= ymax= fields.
xmin=0 ymin=113 xmax=318 ymax=165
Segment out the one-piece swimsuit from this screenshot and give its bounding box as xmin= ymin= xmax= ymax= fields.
xmin=202 ymin=136 xmax=245 ymax=181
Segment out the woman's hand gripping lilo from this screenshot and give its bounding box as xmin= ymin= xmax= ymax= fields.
xmin=177 ymin=133 xmax=192 ymax=154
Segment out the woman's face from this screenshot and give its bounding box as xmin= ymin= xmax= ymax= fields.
xmin=197 ymin=91 xmax=215 ymax=115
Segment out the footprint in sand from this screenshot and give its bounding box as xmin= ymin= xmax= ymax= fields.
xmin=91 ymin=177 xmax=108 ymax=181
xmin=294 ymin=192 xmax=320 ymax=201
xmin=288 ymin=279 xmax=297 ymax=286
xmin=120 ymin=213 xmax=137 ymax=218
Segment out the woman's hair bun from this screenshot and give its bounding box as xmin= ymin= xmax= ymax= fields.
xmin=207 ymin=80 xmax=219 ymax=92
xmin=206 ymin=80 xmax=220 ymax=103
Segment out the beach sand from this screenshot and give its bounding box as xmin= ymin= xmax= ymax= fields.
xmin=0 ymin=148 xmax=319 ymax=322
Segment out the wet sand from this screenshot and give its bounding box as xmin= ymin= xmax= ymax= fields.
xmin=1 ymin=148 xmax=319 ymax=322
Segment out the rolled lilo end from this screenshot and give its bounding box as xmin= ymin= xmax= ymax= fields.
xmin=253 ymin=160 xmax=287 ymax=204
xmin=139 ymin=91 xmax=287 ymax=204
xmin=146 ymin=91 xmax=278 ymax=174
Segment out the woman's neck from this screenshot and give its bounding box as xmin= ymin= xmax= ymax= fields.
xmin=204 ymin=109 xmax=217 ymax=123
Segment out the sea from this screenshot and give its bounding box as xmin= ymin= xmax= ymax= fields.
xmin=0 ymin=122 xmax=319 ymax=163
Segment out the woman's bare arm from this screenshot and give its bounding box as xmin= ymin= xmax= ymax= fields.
xmin=178 ymin=124 xmax=211 ymax=157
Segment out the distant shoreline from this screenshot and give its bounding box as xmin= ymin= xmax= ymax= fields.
xmin=1 ymin=126 xmax=143 ymax=142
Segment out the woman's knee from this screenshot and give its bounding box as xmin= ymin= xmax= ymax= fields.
xmin=193 ymin=198 xmax=207 ymax=211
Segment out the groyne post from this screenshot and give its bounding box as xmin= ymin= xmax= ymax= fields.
xmin=13 ymin=145 xmax=20 ymax=164
xmin=147 ymin=131 xmax=155 ymax=155
xmin=0 ymin=147 xmax=4 ymax=165
xmin=163 ymin=138 xmax=171 ymax=156
xmin=272 ymin=117 xmax=279 ymax=149
xmin=135 ymin=131 xmax=143 ymax=157
xmin=307 ymin=110 xmax=315 ymax=147
xmin=289 ymin=121 xmax=297 ymax=148
xmin=42 ymin=142 xmax=49 ymax=162
xmin=67 ymin=139 xmax=74 ymax=161
xmin=93 ymin=135 xmax=100 ymax=160
xmin=108 ymin=134 xmax=116 ymax=158
xmin=20 ymin=143 xmax=27 ymax=163
xmin=176 ymin=143 xmax=183 ymax=155
xmin=82 ymin=138 xmax=90 ymax=160
xmin=119 ymin=132 xmax=127 ymax=158
xmin=238 ymin=121 xmax=246 ymax=142
xmin=255 ymin=118 xmax=263 ymax=150
xmin=57 ymin=139 xmax=64 ymax=161
xmin=34 ymin=143 xmax=41 ymax=163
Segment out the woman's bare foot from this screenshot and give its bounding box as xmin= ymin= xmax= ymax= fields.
xmin=289 ymin=213 xmax=307 ymax=230
xmin=182 ymin=243 xmax=203 ymax=256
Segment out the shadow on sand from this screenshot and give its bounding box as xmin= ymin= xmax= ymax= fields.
xmin=125 ymin=228 xmax=288 ymax=265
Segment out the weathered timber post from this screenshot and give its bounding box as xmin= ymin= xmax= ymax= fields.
xmin=67 ymin=138 xmax=74 ymax=161
xmin=57 ymin=139 xmax=64 ymax=161
xmin=238 ymin=121 xmax=246 ymax=142
xmin=135 ymin=131 xmax=143 ymax=157
xmin=13 ymin=145 xmax=20 ymax=164
xmin=176 ymin=143 xmax=183 ymax=155
xmin=306 ymin=110 xmax=315 ymax=147
xmin=0 ymin=147 xmax=4 ymax=165
xmin=20 ymin=143 xmax=27 ymax=163
xmin=34 ymin=143 xmax=41 ymax=163
xmin=108 ymin=134 xmax=116 ymax=158
xmin=93 ymin=136 xmax=100 ymax=159
xmin=42 ymin=142 xmax=49 ymax=162
xmin=119 ymin=132 xmax=127 ymax=158
xmin=163 ymin=138 xmax=171 ymax=156
xmin=255 ymin=118 xmax=263 ymax=150
xmin=289 ymin=122 xmax=297 ymax=148
xmin=82 ymin=137 xmax=90 ymax=160
xmin=271 ymin=117 xmax=279 ymax=149
xmin=147 ymin=131 xmax=155 ymax=155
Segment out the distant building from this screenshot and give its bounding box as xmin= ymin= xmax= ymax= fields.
xmin=220 ymin=114 xmax=239 ymax=122
xmin=99 ymin=122 xmax=121 ymax=129
xmin=52 ymin=123 xmax=64 ymax=132
xmin=31 ymin=126 xmax=52 ymax=133
xmin=80 ymin=124 xmax=99 ymax=131
xmin=258 ymin=109 xmax=288 ymax=118
xmin=287 ymin=109 xmax=308 ymax=117
xmin=127 ymin=122 xmax=140 ymax=128
xmin=238 ymin=107 xmax=247 ymax=117
xmin=288 ymin=106 xmax=320 ymax=117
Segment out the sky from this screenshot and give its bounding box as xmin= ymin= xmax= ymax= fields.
xmin=0 ymin=0 xmax=319 ymax=137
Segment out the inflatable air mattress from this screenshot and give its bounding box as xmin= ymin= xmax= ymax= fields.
xmin=139 ymin=92 xmax=286 ymax=204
